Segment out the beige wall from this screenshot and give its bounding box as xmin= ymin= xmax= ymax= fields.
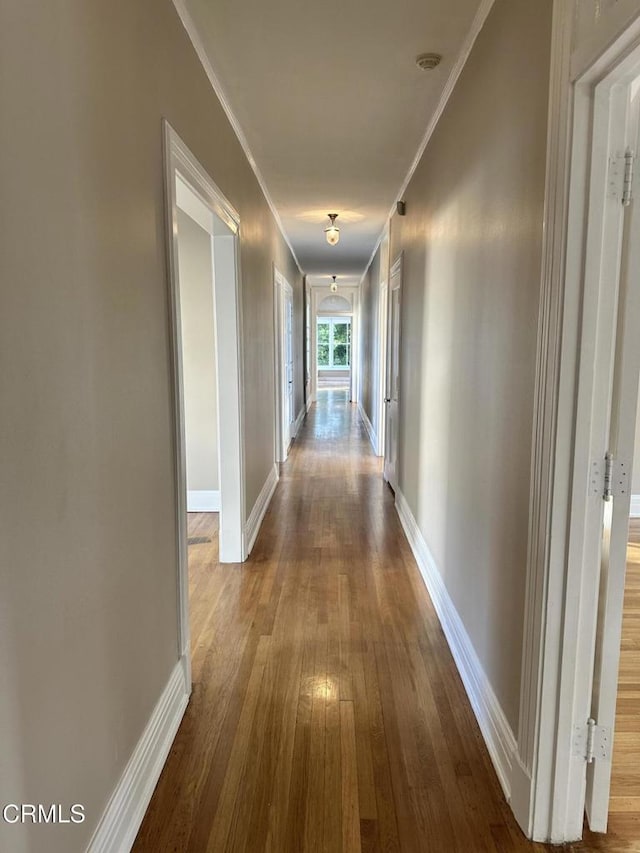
xmin=379 ymin=0 xmax=550 ymax=729
xmin=0 ymin=2 xmax=300 ymax=851
xmin=177 ymin=209 xmax=219 ymax=494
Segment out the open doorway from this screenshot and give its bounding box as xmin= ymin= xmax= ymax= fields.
xmin=541 ymin=43 xmax=640 ymax=842
xmin=308 ymin=282 xmax=360 ymax=406
xmin=579 ymin=64 xmax=640 ymax=837
xmin=315 ymin=294 xmax=353 ymax=400
xmin=316 ymin=315 xmax=352 ymax=390
xmin=164 ymin=122 xmax=246 ymax=683
xmin=175 ymin=196 xmax=220 ymax=515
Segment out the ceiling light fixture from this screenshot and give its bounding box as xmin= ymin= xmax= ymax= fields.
xmin=324 ymin=213 xmax=340 ymax=246
xmin=330 ymin=275 xmax=338 ymax=293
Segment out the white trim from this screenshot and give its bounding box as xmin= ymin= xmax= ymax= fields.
xmin=630 ymin=495 xmax=640 ymax=518
xmin=187 ymin=490 xmax=220 ymax=512
xmin=163 ymin=122 xmax=247 ymax=691
xmin=170 ymin=0 xmax=302 ymax=275
xmin=514 ymin=0 xmax=575 ymax=840
xmin=358 ymin=402 xmax=378 ymax=454
xmin=571 ymin=0 xmax=640 ymax=82
xmin=395 ymin=489 xmax=517 ymax=799
xmin=292 ymin=405 xmax=305 ymax=438
xmin=85 ymin=659 xmax=189 ymax=853
xmin=245 ymin=464 xmax=279 ymax=557
xmin=522 ymin=7 xmax=640 ymax=844
xmin=306 ymin=395 xmax=313 ymax=413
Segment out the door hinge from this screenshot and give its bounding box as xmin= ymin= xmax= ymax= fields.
xmin=592 ymin=453 xmax=628 ymax=501
xmin=573 ymin=719 xmax=611 ymax=763
xmin=604 ymin=451 xmax=614 ymax=501
xmin=623 ymin=148 xmax=635 ymax=206
xmin=608 ymin=149 xmax=635 ymax=204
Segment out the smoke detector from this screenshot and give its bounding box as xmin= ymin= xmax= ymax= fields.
xmin=416 ymin=53 xmax=442 ymax=71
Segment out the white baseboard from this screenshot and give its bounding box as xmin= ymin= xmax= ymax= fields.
xmin=394 ymin=488 xmax=517 ymax=800
xmin=509 ymin=752 xmax=534 ymax=838
xmin=306 ymin=395 xmax=313 ymax=413
xmin=357 ymin=403 xmax=378 ymax=454
xmin=86 ymin=658 xmax=190 ymax=853
xmin=187 ymin=490 xmax=220 ymax=512
xmin=245 ymin=463 xmax=279 ymax=556
xmin=293 ymin=406 xmax=305 ymax=438
xmin=630 ymin=494 xmax=640 ymax=518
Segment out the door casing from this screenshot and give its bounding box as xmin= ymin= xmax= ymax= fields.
xmin=163 ymin=121 xmax=247 ymax=691
xmin=516 ymin=15 xmax=640 ymax=843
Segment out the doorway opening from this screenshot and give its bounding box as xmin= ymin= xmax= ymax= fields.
xmin=534 ymin=39 xmax=640 ymax=843
xmin=308 ymin=284 xmax=360 ymax=407
xmin=163 ymin=122 xmax=246 ymax=684
xmin=175 ymin=184 xmax=220 ymax=516
xmin=316 ymin=315 xmax=352 ymax=390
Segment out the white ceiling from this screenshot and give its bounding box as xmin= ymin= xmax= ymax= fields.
xmin=181 ymin=0 xmax=484 ymax=279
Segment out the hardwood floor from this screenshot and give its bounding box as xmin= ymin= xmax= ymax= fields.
xmin=133 ymin=390 xmax=639 ymax=852
xmin=609 ymin=519 xmax=640 ymax=839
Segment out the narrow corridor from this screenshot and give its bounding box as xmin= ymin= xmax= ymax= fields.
xmin=134 ymin=393 xmax=624 ymax=853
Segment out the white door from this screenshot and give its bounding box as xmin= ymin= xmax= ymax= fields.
xmin=274 ymin=271 xmax=294 ymax=463
xmin=585 ymin=100 xmax=640 ymax=831
xmin=284 ymin=288 xmax=294 ymax=448
xmin=377 ymin=280 xmax=388 ymax=457
xmin=384 ymin=258 xmax=401 ymax=489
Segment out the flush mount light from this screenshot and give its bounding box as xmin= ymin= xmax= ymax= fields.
xmin=324 ymin=213 xmax=340 ymax=246
xmin=416 ymin=52 xmax=442 ymax=70
xmin=330 ymin=275 xmax=338 ymax=293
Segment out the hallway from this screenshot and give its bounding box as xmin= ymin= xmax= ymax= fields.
xmin=133 ymin=392 xmax=620 ymax=853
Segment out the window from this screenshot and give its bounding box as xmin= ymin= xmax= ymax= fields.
xmin=317 ymin=317 xmax=351 ymax=369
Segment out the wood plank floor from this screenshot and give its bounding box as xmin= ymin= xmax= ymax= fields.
xmin=609 ymin=518 xmax=640 ymax=840
xmin=133 ymin=390 xmax=638 ymax=852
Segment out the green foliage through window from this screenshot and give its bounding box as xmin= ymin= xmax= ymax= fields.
xmin=317 ymin=317 xmax=351 ymax=369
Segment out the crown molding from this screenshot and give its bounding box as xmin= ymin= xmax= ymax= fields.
xmin=392 ymin=0 xmax=496 ymax=208
xmin=173 ymin=0 xmax=495 ymax=285
xmin=363 ymin=0 xmax=496 ymax=280
xmin=171 ymin=0 xmax=303 ymax=275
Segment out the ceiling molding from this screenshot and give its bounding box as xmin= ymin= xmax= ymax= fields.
xmin=171 ymin=0 xmax=303 ymax=275
xmin=363 ymin=0 xmax=496 ymax=280
xmin=392 ymin=0 xmax=496 ymax=207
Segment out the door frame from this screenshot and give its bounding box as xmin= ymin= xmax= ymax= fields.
xmin=309 ymin=283 xmax=360 ymax=404
xmin=511 ymin=7 xmax=640 ymax=843
xmin=273 ymin=266 xmax=294 ymax=462
xmin=163 ymin=121 xmax=247 ymax=685
xmin=548 ymin=40 xmax=640 ymax=838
